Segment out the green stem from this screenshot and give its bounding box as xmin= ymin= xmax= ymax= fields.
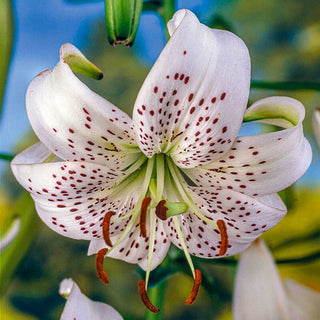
xmin=0 ymin=0 xmax=14 ymax=119
xmin=251 ymin=80 xmax=320 ymax=91
xmin=0 ymin=152 xmax=15 ymax=161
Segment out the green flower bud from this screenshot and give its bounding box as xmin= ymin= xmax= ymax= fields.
xmin=104 ymin=0 xmax=143 ymax=47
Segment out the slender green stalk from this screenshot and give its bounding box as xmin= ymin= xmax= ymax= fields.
xmin=0 ymin=0 xmax=14 ymax=119
xmin=0 ymin=153 xmax=14 ymax=161
xmin=251 ymin=80 xmax=320 ymax=91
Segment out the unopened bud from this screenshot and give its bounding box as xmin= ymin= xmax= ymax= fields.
xmin=104 ymin=0 xmax=143 ymax=47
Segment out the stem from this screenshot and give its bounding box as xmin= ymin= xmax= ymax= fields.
xmin=0 ymin=152 xmax=14 ymax=161
xmin=251 ymin=80 xmax=320 ymax=91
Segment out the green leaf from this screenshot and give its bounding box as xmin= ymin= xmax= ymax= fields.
xmin=0 ymin=0 xmax=14 ymax=118
xmin=0 ymin=192 xmax=39 ymax=295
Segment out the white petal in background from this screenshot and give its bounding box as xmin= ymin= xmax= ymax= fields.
xmin=60 ymin=279 xmax=123 ymax=320
xmin=233 ymin=239 xmax=320 ymax=320
xmin=312 ymin=108 xmax=320 ymax=147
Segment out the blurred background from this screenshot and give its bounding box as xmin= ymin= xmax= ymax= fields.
xmin=1 ymin=0 xmax=320 ymax=319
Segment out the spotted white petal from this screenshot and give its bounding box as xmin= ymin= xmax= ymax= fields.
xmin=312 ymin=108 xmax=320 ymax=147
xmin=165 ymin=187 xmax=286 ymax=258
xmin=27 ymin=43 xmax=140 ymax=170
xmin=184 ymin=96 xmax=312 ymax=196
xmin=11 ymin=142 xmax=131 ymax=240
xmin=60 ymin=278 xmax=123 ymax=320
xmin=233 ymin=239 xmax=290 ymax=320
xmin=132 ymin=9 xmax=250 ymax=168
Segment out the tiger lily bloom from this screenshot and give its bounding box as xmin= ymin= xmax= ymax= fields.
xmin=233 ymin=239 xmax=320 ymax=320
xmin=60 ymin=279 xmax=123 ymax=320
xmin=11 ymin=9 xmax=311 ymax=312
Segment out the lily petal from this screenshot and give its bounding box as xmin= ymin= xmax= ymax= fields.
xmin=284 ymin=279 xmax=320 ymax=319
xmin=60 ymin=278 xmax=123 ymax=320
xmin=132 ymin=9 xmax=250 ymax=167
xmin=312 ymin=107 xmax=320 ymax=147
xmin=11 ymin=142 xmax=132 ymax=240
xmin=184 ymin=96 xmax=312 ymax=196
xmin=233 ymin=239 xmax=290 ymax=320
xmin=26 ymin=43 xmax=140 ymax=170
xmin=165 ymin=187 xmax=286 ymax=258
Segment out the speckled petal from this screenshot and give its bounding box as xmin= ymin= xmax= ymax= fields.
xmin=11 ymin=142 xmax=134 ymax=240
xmin=60 ymin=279 xmax=123 ymax=320
xmin=88 ymin=217 xmax=170 ymax=271
xmin=165 ymin=187 xmax=286 ymax=258
xmin=26 ymin=43 xmax=140 ymax=170
xmin=132 ymin=9 xmax=250 ymax=167
xmin=184 ymin=96 xmax=312 ymax=196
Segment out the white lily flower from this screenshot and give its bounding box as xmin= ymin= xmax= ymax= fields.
xmin=312 ymin=108 xmax=320 ymax=147
xmin=233 ymin=239 xmax=320 ymax=320
xmin=60 ymin=278 xmax=123 ymax=320
xmin=11 ymin=9 xmax=311 ymax=311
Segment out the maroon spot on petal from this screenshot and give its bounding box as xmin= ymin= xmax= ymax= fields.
xmin=184 ymin=76 xmax=190 ymax=84
xmin=154 ymin=86 xmax=158 ymax=93
xmin=222 ymin=126 xmax=228 ymax=133
xmin=211 ymin=97 xmax=216 ymax=104
xmin=220 ymin=92 xmax=226 ymax=100
xmin=190 ymin=107 xmax=196 ymax=114
xmin=183 ymin=50 xmax=187 ymax=55
xmin=252 ymin=151 xmax=259 ymax=156
xmin=69 ymin=128 xmax=74 ymax=133
xmin=188 ymin=93 xmax=194 ymax=102
xmin=174 ymin=73 xmax=179 ymax=80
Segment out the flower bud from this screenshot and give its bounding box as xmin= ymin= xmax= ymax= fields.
xmin=104 ymin=0 xmax=143 ymax=47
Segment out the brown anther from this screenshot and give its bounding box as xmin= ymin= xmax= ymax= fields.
xmin=138 ymin=280 xmax=160 ymax=313
xmin=139 ymin=197 xmax=151 ymax=237
xmin=217 ymin=219 xmax=229 ymax=256
xmin=185 ymin=269 xmax=202 ymax=305
xmin=102 ymin=211 xmax=115 ymax=247
xmin=155 ymin=200 xmax=168 ymax=220
xmin=96 ymin=248 xmax=109 ymax=285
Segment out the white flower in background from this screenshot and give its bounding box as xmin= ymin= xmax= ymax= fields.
xmin=312 ymin=108 xmax=320 ymax=147
xmin=233 ymin=239 xmax=320 ymax=320
xmin=11 ymin=9 xmax=311 ymax=312
xmin=0 ymin=217 xmax=20 ymax=252
xmin=59 ymin=278 xmax=123 ymax=320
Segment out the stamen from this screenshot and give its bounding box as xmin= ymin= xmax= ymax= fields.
xmin=155 ymin=200 xmax=168 ymax=220
xmin=185 ymin=269 xmax=202 ymax=305
xmin=217 ymin=219 xmax=229 ymax=256
xmin=140 ymin=196 xmax=151 ymax=237
xmin=138 ymin=280 xmax=160 ymax=313
xmin=102 ymin=211 xmax=115 ymax=247
xmin=96 ymin=248 xmax=109 ymax=285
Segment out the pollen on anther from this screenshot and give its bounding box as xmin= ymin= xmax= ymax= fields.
xmin=140 ymin=197 xmax=151 ymax=237
xmin=138 ymin=280 xmax=160 ymax=313
xmin=102 ymin=211 xmax=115 ymax=247
xmin=185 ymin=269 xmax=202 ymax=305
xmin=96 ymin=248 xmax=109 ymax=285
xmin=217 ymin=220 xmax=228 ymax=256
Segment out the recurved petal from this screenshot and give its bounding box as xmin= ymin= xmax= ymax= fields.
xmin=26 ymin=43 xmax=140 ymax=170
xmin=184 ymin=96 xmax=312 ymax=196
xmin=88 ymin=216 xmax=170 ymax=271
xmin=312 ymin=107 xmax=320 ymax=147
xmin=60 ymin=279 xmax=123 ymax=320
xmin=11 ymin=142 xmax=133 ymax=240
xmin=165 ymin=186 xmax=286 ymax=258
xmin=132 ymin=9 xmax=250 ymax=167
xmin=233 ymin=240 xmax=290 ymax=320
